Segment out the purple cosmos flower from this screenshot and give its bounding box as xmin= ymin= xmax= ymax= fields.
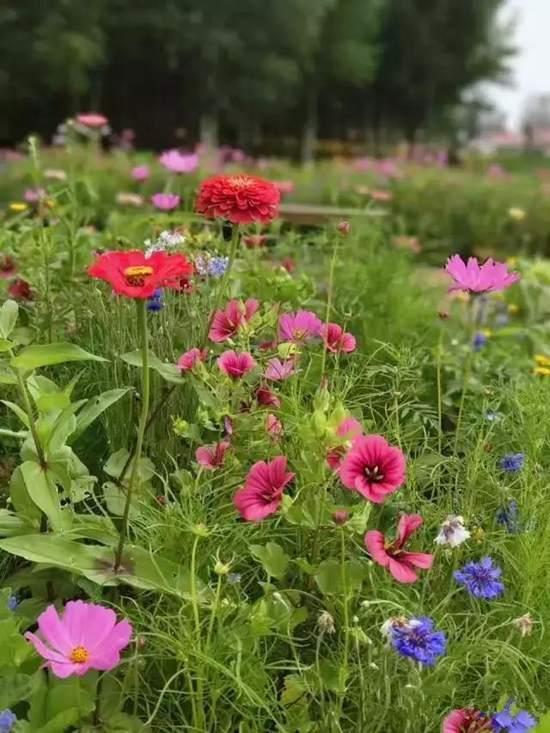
xmin=454 ymin=557 xmax=504 ymax=599
xmin=151 ymin=193 xmax=180 ymax=211
xmin=278 ymin=310 xmax=322 ymax=343
xmin=264 ymin=358 xmax=296 ymax=381
xmin=159 ymin=149 xmax=199 ymax=174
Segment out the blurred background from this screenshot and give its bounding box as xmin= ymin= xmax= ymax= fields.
xmin=1 ymin=0 xmax=549 ymax=162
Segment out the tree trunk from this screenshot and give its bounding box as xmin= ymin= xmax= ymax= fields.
xmin=301 ymin=86 xmax=318 ymax=165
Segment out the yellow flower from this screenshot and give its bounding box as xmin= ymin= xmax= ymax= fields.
xmin=481 ymin=328 xmax=492 ymax=338
xmin=534 ymin=366 xmax=550 ymax=376
xmin=534 ymin=354 xmax=550 ymax=367
xmin=508 ymin=207 xmax=526 ymax=221
xmin=9 ymin=202 xmax=28 ymax=212
xmin=508 ymin=303 xmax=519 ymax=315
xmin=506 ymin=256 xmax=519 ymax=268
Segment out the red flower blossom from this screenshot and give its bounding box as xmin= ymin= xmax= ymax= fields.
xmin=195 ymin=174 xmax=280 ymax=224
xmin=281 ymin=257 xmax=296 ymax=274
xmin=266 ymin=413 xmax=283 ymax=438
xmin=339 ymin=434 xmax=405 ymax=503
xmin=8 ymin=278 xmax=33 ymax=301
xmin=177 ymin=348 xmax=207 ymax=372
xmin=233 ymin=456 xmax=294 ymax=521
xmin=0 ymin=255 xmax=17 ymax=279
xmin=321 ymin=323 xmax=356 ymax=353
xmin=209 ymin=298 xmax=259 ymax=342
xmin=243 ymin=235 xmax=269 ymax=249
xmin=365 ymin=514 xmax=433 ymax=583
xmin=256 ymin=384 xmax=281 ymax=408
xmin=77 ymin=112 xmax=108 ymax=128
xmin=442 ymin=709 xmax=492 ymax=733
xmin=88 ymin=250 xmax=193 ymax=299
xmin=195 ymin=441 xmax=230 ymax=470
xmin=217 ymin=350 xmax=256 ymax=380
xmin=326 ymin=417 xmax=363 ymax=471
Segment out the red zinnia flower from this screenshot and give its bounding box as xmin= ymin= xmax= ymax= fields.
xmin=8 ymin=278 xmax=33 ymax=301
xmin=209 ymin=298 xmax=259 ymax=343
xmin=88 ymin=250 xmax=193 ymax=299
xmin=0 ymin=255 xmax=17 ymax=279
xmin=233 ymin=456 xmax=294 ymax=521
xmin=195 ymin=174 xmax=280 ymax=224
xmin=339 ymin=434 xmax=405 ymax=503
xmin=442 ymin=708 xmax=492 ymax=733
xmin=365 ymin=514 xmax=433 ymax=584
xmin=195 ymin=441 xmax=230 ymax=470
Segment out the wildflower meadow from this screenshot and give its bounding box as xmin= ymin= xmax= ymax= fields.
xmin=1 ymin=127 xmax=550 ymax=733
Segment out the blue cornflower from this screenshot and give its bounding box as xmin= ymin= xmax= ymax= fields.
xmin=496 ymin=500 xmax=520 ymax=533
xmin=208 ymin=256 xmax=229 ymax=278
xmin=389 ymin=616 xmax=446 ymax=666
xmin=0 ymin=709 xmax=16 ymax=733
xmin=473 ymin=332 xmax=487 ymax=350
xmin=147 ymin=289 xmax=164 ymax=312
xmin=454 ymin=557 xmax=504 ymax=599
xmin=492 ymin=700 xmax=536 ymax=732
xmin=6 ymin=595 xmax=18 ymax=611
xmin=499 ymin=453 xmax=524 ymax=473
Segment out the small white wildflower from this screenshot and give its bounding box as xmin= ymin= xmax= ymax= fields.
xmin=513 ymin=612 xmax=534 ymax=637
xmin=434 ymin=514 xmax=470 ymax=548
xmin=317 ymin=610 xmax=336 ymax=635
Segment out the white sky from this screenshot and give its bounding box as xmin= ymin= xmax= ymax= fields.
xmin=488 ymin=0 xmax=550 ymax=129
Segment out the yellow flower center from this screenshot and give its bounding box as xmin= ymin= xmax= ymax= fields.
xmin=123 ymin=265 xmax=154 ymax=286
xmin=229 ymin=175 xmax=252 ymax=189
xmin=69 ymin=645 xmax=90 ymax=664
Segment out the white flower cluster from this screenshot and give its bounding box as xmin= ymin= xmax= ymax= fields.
xmin=144 ymin=230 xmax=185 ymax=257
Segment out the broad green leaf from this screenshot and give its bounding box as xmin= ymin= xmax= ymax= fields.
xmin=0 ymin=618 xmax=33 ymax=669
xmin=71 ymin=387 xmax=131 ymax=442
xmin=0 ymin=673 xmax=36 ymax=708
xmin=0 ymin=299 xmax=18 ymax=339
xmin=0 ymin=367 xmax=17 ymax=385
xmin=0 ymin=338 xmax=14 ymax=352
xmin=11 ymin=343 xmax=108 ymax=370
xmin=119 ymin=349 xmax=183 ymax=383
xmin=1 ymin=400 xmax=30 ymax=427
xmin=9 ymin=465 xmax=42 ymax=523
xmin=20 ymin=461 xmax=69 ymax=531
xmin=314 ymin=559 xmax=368 ymax=595
xmin=250 ymin=542 xmax=289 ymax=579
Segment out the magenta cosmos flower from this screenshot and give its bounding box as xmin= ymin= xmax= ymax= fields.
xmin=233 ymin=456 xmax=295 ymax=521
xmin=76 ymin=112 xmax=108 ymax=128
xmin=151 ymin=193 xmax=180 ymax=211
xmin=25 ymin=601 xmax=132 ymax=679
xmin=159 ymin=149 xmax=199 ymax=174
xmin=177 ymin=347 xmax=207 ymax=372
xmin=339 ymin=434 xmax=406 ymax=503
xmin=278 ymin=310 xmax=322 ymax=344
xmin=445 ymin=255 xmax=520 ymax=294
xmin=209 ymin=298 xmax=259 ymax=343
xmin=131 ymin=165 xmax=150 ymax=182
xmin=321 ymin=323 xmax=356 ymax=353
xmin=442 ymin=709 xmax=492 ymax=733
xmin=264 ymin=358 xmax=296 ymax=381
xmin=365 ymin=514 xmax=433 ymax=583
xmin=326 ymin=416 xmax=363 ymax=470
xmin=217 ymin=350 xmax=256 ymax=380
xmin=196 ymin=441 xmax=230 ymax=470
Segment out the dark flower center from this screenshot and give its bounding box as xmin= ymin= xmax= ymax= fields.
xmin=364 ymin=464 xmax=384 ymax=482
xmin=124 ymin=265 xmax=154 ymax=286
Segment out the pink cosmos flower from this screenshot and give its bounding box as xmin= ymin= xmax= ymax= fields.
xmin=264 ymin=358 xmax=296 ymax=381
xmin=159 ymin=149 xmax=199 ymax=174
xmin=278 ymin=310 xmax=322 ymax=343
xmin=195 ymin=441 xmax=230 ymax=470
xmin=233 ymin=456 xmax=294 ymax=521
xmin=177 ymin=347 xmax=207 ymax=372
xmin=256 ymin=384 xmax=281 ymax=408
xmin=266 ymin=413 xmax=283 ymax=438
xmin=321 ymin=323 xmax=356 ymax=353
xmin=445 ymin=255 xmax=520 ymax=294
xmin=326 ymin=417 xmax=363 ymax=470
xmin=209 ymin=298 xmax=259 ymax=342
xmin=442 ymin=709 xmax=492 ymax=733
xmin=365 ymin=514 xmax=433 ymax=583
xmin=131 ymin=165 xmax=150 ymax=182
xmin=217 ymin=350 xmax=256 ymax=380
xmin=25 ymin=600 xmax=132 ymax=679
xmin=151 ymin=193 xmax=180 ymax=211
xmin=24 ymin=187 xmax=47 ymax=203
xmin=76 ymin=113 xmax=108 ymax=128
xmin=339 ymin=434 xmax=406 ymax=503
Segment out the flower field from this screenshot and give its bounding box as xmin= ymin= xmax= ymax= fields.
xmin=1 ymin=135 xmax=550 ymax=732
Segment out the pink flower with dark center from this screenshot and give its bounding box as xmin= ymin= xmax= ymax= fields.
xmin=278 ymin=310 xmax=322 ymax=343
xmin=151 ymin=193 xmax=180 ymax=211
xmin=365 ymin=514 xmax=433 ymax=583
xmin=445 ymin=255 xmax=520 ymax=294
xmin=195 ymin=441 xmax=230 ymax=470
xmin=76 ymin=113 xmax=108 ymax=128
xmin=25 ymin=600 xmax=132 ymax=678
xmin=264 ymin=358 xmax=296 ymax=381
xmin=256 ymin=384 xmax=281 ymax=408
xmin=339 ymin=434 xmax=405 ymax=503
xmin=321 ymin=323 xmax=356 ymax=353
xmin=266 ymin=413 xmax=283 ymax=438
xmin=209 ymin=298 xmax=259 ymax=342
xmin=217 ymin=350 xmax=256 ymax=380
xmin=159 ymin=149 xmax=199 ymax=174
xmin=442 ymin=709 xmax=492 ymax=733
xmin=326 ymin=417 xmax=363 ymax=470
xmin=177 ymin=348 xmax=207 ymax=372
xmin=131 ymin=165 xmax=150 ymax=182
xmin=233 ymin=456 xmax=294 ymax=521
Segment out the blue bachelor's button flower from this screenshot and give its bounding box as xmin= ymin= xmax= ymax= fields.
xmin=492 ymin=700 xmax=536 ymax=732
xmin=0 ymin=709 xmax=17 ymax=733
xmin=389 ymin=616 xmax=446 ymax=666
xmin=499 ymin=453 xmax=524 ymax=473
xmin=454 ymin=556 xmax=504 ymax=599
xmin=473 ymin=332 xmax=487 ymax=350
xmin=6 ymin=595 xmax=17 ymax=612
xmin=147 ymin=289 xmax=164 ymax=312
xmin=496 ymin=500 xmax=520 ymax=533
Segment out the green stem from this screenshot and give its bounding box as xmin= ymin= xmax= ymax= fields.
xmin=190 ymin=533 xmax=205 ymax=729
xmin=320 ymin=234 xmax=339 ymax=380
xmin=436 ymin=328 xmax=444 ymax=457
xmin=114 ymin=300 xmax=150 ymax=571
xmin=337 ymin=528 xmax=350 ymax=720
xmin=453 ymin=298 xmax=478 ymax=458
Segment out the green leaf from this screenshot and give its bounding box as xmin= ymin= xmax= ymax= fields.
xmin=0 ymin=338 xmax=15 ymax=352
xmin=0 ymin=299 xmax=18 ymax=339
xmin=0 ymin=509 xmax=35 ymax=537
xmin=314 ymin=559 xmax=368 ymax=595
xmin=20 ymin=461 xmax=68 ymax=531
xmin=11 ymin=343 xmax=108 ymax=370
xmin=250 ymin=542 xmax=289 ymax=579
xmin=534 ymin=713 xmax=550 ymax=733
xmin=119 ymin=349 xmax=183 ymax=383
xmin=71 ymin=387 xmax=131 ymax=442
xmin=0 ymin=367 xmax=17 ymax=385
xmin=0 ymin=673 xmax=36 ymax=708
xmin=1 ymin=400 xmax=30 ymax=427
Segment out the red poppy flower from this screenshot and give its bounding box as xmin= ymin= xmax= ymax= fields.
xmin=195 ymin=174 xmax=280 ymax=224
xmin=8 ymin=278 xmax=33 ymax=301
xmin=88 ymin=250 xmax=193 ymax=299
